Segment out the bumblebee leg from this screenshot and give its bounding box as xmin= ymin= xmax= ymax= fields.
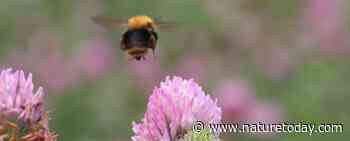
xmin=148 ymin=48 xmax=156 ymax=59
xmin=128 ymin=56 xmax=135 ymax=61
xmin=152 ymin=49 xmax=156 ymax=58
xmin=135 ymin=56 xmax=142 ymax=61
xmin=124 ymin=52 xmax=134 ymax=61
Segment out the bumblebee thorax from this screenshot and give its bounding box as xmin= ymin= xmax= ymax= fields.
xmin=127 ymin=15 xmax=156 ymax=30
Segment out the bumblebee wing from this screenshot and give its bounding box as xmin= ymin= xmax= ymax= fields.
xmin=154 ymin=18 xmax=178 ymax=31
xmin=157 ymin=21 xmax=178 ymax=30
xmin=149 ymin=35 xmax=157 ymax=57
xmin=91 ymin=16 xmax=128 ymax=29
xmin=149 ymin=34 xmax=157 ymax=50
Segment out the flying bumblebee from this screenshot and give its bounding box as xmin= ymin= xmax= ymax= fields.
xmin=92 ymin=15 xmax=176 ymax=61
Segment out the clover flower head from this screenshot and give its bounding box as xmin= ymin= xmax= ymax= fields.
xmin=0 ymin=69 xmax=45 ymax=123
xmin=132 ymin=76 xmax=222 ymax=141
xmin=0 ymin=68 xmax=57 ymax=141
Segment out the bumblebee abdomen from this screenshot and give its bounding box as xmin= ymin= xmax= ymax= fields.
xmin=120 ymin=28 xmax=158 ymax=60
xmin=122 ymin=29 xmax=155 ymax=48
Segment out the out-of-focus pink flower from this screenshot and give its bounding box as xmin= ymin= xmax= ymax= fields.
xmin=245 ymin=102 xmax=284 ymax=124
xmin=75 ymin=37 xmax=117 ymax=79
xmin=1 ymin=32 xmax=119 ymax=93
xmin=215 ymin=79 xmax=256 ymax=121
xmin=174 ymin=54 xmax=207 ymax=84
xmin=132 ymin=76 xmax=222 ymax=141
xmin=3 ymin=46 xmax=80 ymax=94
xmin=215 ymin=79 xmax=283 ymax=124
xmin=0 ymin=69 xmax=44 ymax=124
xmin=1 ymin=30 xmax=82 ymax=94
xmin=304 ymin=0 xmax=348 ymax=52
xmin=0 ymin=49 xmax=29 ymax=71
xmin=255 ymin=48 xmax=296 ymax=80
xmin=127 ymin=59 xmax=163 ymax=92
xmin=34 ymin=46 xmax=80 ymax=93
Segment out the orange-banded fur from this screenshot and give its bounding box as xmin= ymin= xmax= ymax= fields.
xmin=127 ymin=16 xmax=156 ymax=30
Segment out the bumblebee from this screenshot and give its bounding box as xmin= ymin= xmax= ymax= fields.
xmin=92 ymin=15 xmax=174 ymax=61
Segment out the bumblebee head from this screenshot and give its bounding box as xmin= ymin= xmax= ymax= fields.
xmin=127 ymin=15 xmax=156 ymax=30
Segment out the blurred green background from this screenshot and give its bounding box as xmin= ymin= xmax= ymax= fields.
xmin=0 ymin=0 xmax=349 ymax=141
